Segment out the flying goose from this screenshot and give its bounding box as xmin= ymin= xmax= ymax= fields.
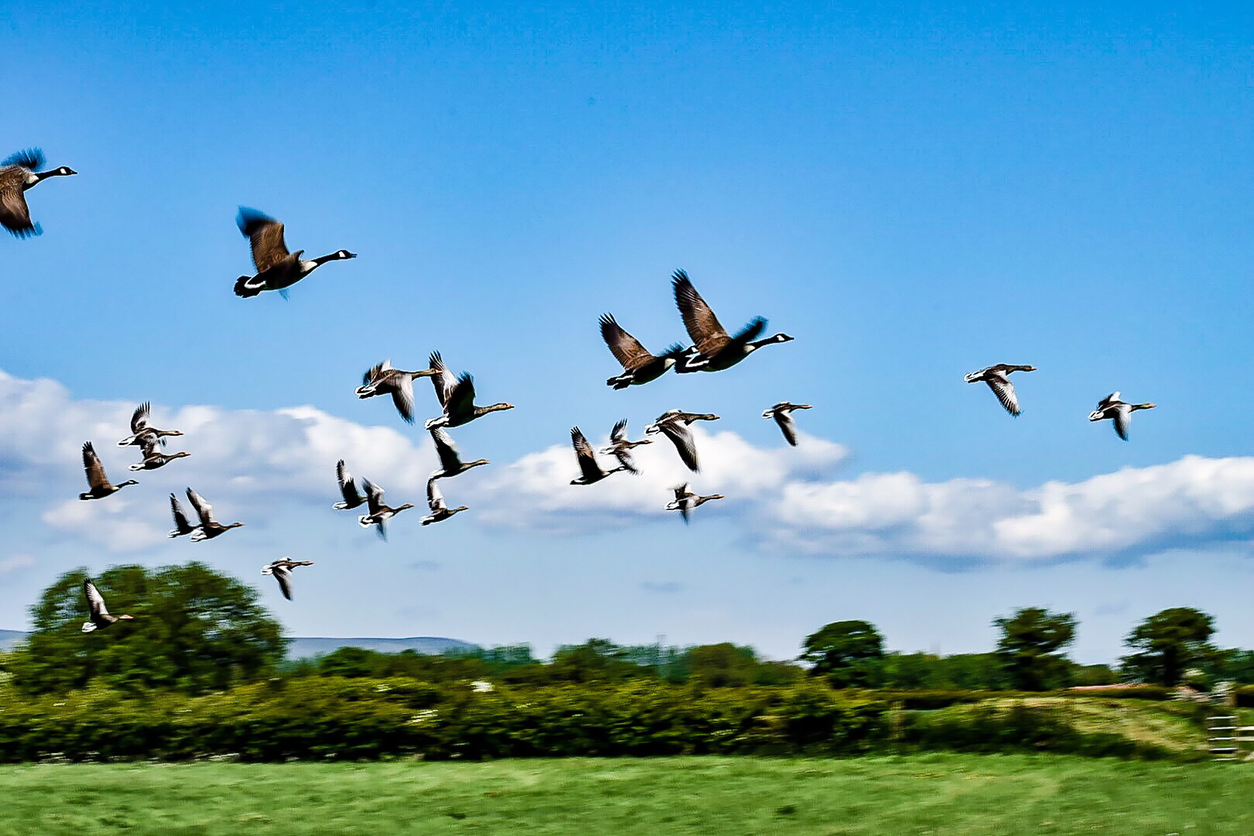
xmin=423 ymin=351 xmax=514 ymax=430
xmin=81 ymin=579 xmax=134 ymax=633
xmin=233 ymin=207 xmax=355 ymax=298
xmin=358 ymin=478 xmax=414 ymax=539
xmin=185 ymin=487 xmax=244 ymax=541
xmin=570 ymin=426 xmax=628 ymax=485
xmin=762 ymin=402 xmax=812 ymax=446
xmin=429 ymin=427 xmax=490 ymax=480
xmin=117 ymin=401 xmax=184 ymax=447
xmin=665 ymin=483 xmax=724 ymax=523
xmin=1088 ymin=392 xmax=1156 ymax=441
xmin=355 ymin=360 xmax=437 ymax=424
xmin=333 ymin=459 xmax=368 ymax=510
xmin=168 ymin=493 xmax=198 ymax=538
xmin=261 ymin=558 xmax=314 ymax=601
xmin=964 ymin=364 xmax=1037 ymax=417
xmin=0 ymin=149 xmax=76 ymax=238
xmin=599 ymin=419 xmax=651 ymax=474
xmin=644 ymin=410 xmax=720 ymax=472
xmin=128 ymin=434 xmax=190 ymax=471
xmin=421 ymin=478 xmax=470 ymax=525
xmin=671 ymin=270 xmax=793 ymax=373
xmin=79 ymin=442 xmax=138 ymax=500
xmin=599 ymin=314 xmax=687 ymax=389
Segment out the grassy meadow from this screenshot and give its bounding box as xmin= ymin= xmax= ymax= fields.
xmin=2 ymin=754 xmax=1253 ymax=835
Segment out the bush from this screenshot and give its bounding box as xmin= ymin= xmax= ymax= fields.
xmin=897 ymin=701 xmax=1179 ymax=760
xmin=0 ymin=679 xmax=886 ymax=763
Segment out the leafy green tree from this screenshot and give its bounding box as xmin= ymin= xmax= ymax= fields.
xmin=799 ymin=620 xmax=884 ymax=688
xmin=547 ymin=639 xmax=656 ymax=684
xmin=994 ymin=607 xmax=1077 ymax=690
xmin=8 ymin=563 xmax=285 ymax=694
xmin=1121 ymin=607 xmax=1217 ymax=686
xmin=685 ymin=643 xmax=759 ymax=687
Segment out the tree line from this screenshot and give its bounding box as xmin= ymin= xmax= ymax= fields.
xmin=1 ymin=564 xmax=1248 ymax=695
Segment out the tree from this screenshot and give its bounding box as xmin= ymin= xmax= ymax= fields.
xmin=799 ymin=620 xmax=884 ymax=688
xmin=1121 ymin=607 xmax=1216 ymax=686
xmin=685 ymin=643 xmax=759 ymax=688
xmin=8 ymin=563 xmax=285 ymax=694
xmin=993 ymin=607 xmax=1077 ymax=691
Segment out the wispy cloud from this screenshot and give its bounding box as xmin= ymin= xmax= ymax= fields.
xmin=0 ymin=554 xmax=35 ymax=575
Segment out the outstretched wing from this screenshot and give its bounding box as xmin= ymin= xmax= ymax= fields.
xmin=336 ymin=460 xmax=364 ymax=505
xmin=610 ymin=419 xmax=628 ymax=445
xmin=185 ymin=487 xmax=215 ymax=525
xmin=82 ymin=442 xmax=109 ymax=490
xmin=273 ymin=565 xmax=293 ymax=600
xmin=447 ymin=373 xmax=477 ymax=419
xmin=169 ymin=493 xmax=193 ymax=532
xmin=1 ymin=148 xmax=45 ymax=170
xmin=672 ymin=270 xmax=730 ymax=356
xmin=426 ymin=478 xmax=446 ymax=513
xmin=571 ymin=427 xmax=603 ymax=481
xmin=774 ymin=410 xmax=799 ymax=446
xmin=430 ymin=427 xmax=462 ymax=473
xmin=661 ymin=421 xmax=700 ymax=472
xmin=1112 ymin=406 xmax=1131 ymax=441
xmin=984 ymin=378 xmax=1021 ymax=416
xmin=428 ymin=352 xmax=458 ymax=407
xmin=391 ymin=373 xmax=416 ymax=424
xmin=362 ymin=478 xmax=386 ymax=515
xmin=236 ymin=207 xmax=290 ymax=273
xmin=599 ymin=314 xmax=652 ymax=370
xmin=83 ymin=579 xmax=109 ymax=619
xmin=130 ymin=402 xmax=151 ymax=434
xmin=362 ymin=361 xmax=386 ymax=387
xmin=0 ymin=181 xmax=33 ymax=236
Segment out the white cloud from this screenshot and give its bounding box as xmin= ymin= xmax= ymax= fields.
xmin=0 ymin=554 xmax=35 ymax=575
xmin=3 ymin=368 xmax=1254 ymax=565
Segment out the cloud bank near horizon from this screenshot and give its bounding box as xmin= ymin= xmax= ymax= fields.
xmin=3 ymin=368 xmax=1252 ymax=564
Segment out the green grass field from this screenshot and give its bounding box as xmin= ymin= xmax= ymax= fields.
xmin=3 ymin=754 xmax=1254 ymax=835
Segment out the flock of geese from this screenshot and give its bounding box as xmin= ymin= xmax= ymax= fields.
xmin=4 ymin=145 xmax=1156 ymax=633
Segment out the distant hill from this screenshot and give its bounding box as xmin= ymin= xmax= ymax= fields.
xmin=0 ymin=630 xmax=475 ymax=659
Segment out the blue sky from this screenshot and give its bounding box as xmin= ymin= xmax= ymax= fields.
xmin=2 ymin=2 xmax=1252 ymax=663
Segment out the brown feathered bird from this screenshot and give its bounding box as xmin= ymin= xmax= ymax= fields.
xmin=0 ymin=148 xmax=75 ymax=238
xmin=233 ymin=207 xmax=355 ymax=298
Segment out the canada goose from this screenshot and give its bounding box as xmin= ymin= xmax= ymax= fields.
xmin=964 ymin=365 xmax=1037 ymax=417
xmin=117 ymin=401 xmax=184 ymax=447
xmin=128 ymin=434 xmax=190 ymax=471
xmin=599 ymin=314 xmax=687 ymax=389
xmin=665 ymin=483 xmax=724 ymax=523
xmin=358 ymin=478 xmax=414 ymax=539
xmin=647 ymin=411 xmax=717 ymax=471
xmin=421 ymin=478 xmax=470 ymax=525
xmin=233 ymin=207 xmax=355 ymax=298
xmin=333 ymin=459 xmax=367 ymax=510
xmin=599 ymin=419 xmax=651 ymax=474
xmin=423 ymin=351 xmax=514 ymax=430
xmin=644 ymin=411 xmax=719 ymax=472
xmin=1088 ymin=392 xmax=1156 ymax=441
xmin=185 ymin=487 xmax=244 ymax=541
xmin=0 ymin=149 xmax=75 ymax=238
xmin=79 ymin=442 xmax=138 ymax=500
xmin=429 ymin=427 xmax=489 ymax=479
xmin=672 ymin=270 xmax=793 ymax=372
xmin=81 ymin=579 xmax=134 ymax=633
xmin=168 ymin=493 xmax=198 ymax=538
xmin=762 ymin=402 xmax=812 ymax=446
xmin=570 ymin=426 xmax=628 ymax=485
xmin=261 ymin=558 xmax=314 ymax=601
xmin=355 ymin=360 xmax=437 ymax=424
